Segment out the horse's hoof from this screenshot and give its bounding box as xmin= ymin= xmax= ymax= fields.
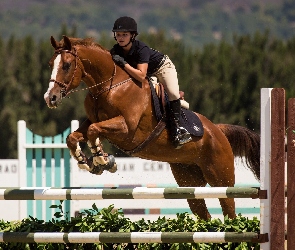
xmin=105 ymin=155 xmax=117 ymax=173
xmin=89 ymin=162 xmax=104 ymax=175
xmin=108 ymin=164 xmax=118 ymax=173
xmin=89 ymin=155 xmax=117 ymax=175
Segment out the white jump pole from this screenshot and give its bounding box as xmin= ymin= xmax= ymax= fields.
xmin=260 ymin=88 xmax=272 ymax=250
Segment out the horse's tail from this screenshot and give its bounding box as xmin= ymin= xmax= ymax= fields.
xmin=217 ymin=124 xmax=260 ymax=181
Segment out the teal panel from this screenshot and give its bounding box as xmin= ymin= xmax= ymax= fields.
xmin=235 ymin=207 xmax=260 ymax=215
xmin=63 ymin=149 xmax=70 ymax=187
xmin=63 ymin=128 xmax=71 ymax=219
xmin=44 ymin=137 xmax=53 ymax=186
xmin=63 ymin=128 xmax=70 ymax=140
xmin=26 ymin=128 xmax=34 ymax=218
xmin=53 ymin=133 xmax=62 ymax=219
xmin=44 ymin=137 xmax=53 ymax=222
xmin=53 ymin=134 xmax=62 ymax=187
xmin=63 ymin=148 xmax=70 ymax=220
xmin=160 ymin=208 xmax=191 ymax=214
xmin=24 ymin=125 xmax=72 ymax=221
xmin=34 ymin=134 xmax=43 ymax=220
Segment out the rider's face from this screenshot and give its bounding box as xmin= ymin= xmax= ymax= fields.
xmin=115 ymin=32 xmax=132 ymax=47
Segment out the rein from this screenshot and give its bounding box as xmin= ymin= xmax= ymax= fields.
xmin=88 ymin=78 xmax=132 ymax=99
xmin=50 ymin=47 xmax=131 ymax=98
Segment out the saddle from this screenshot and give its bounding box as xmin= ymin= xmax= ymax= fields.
xmin=149 ymin=79 xmax=204 ymax=138
xmin=125 ymin=79 xmax=204 ymax=155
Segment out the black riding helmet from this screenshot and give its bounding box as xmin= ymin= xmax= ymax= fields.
xmin=112 ymin=16 xmax=138 ymax=34
xmin=112 ymin=16 xmax=138 ymax=45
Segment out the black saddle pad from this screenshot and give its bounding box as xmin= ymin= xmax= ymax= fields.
xmin=180 ymin=108 xmax=204 ymax=137
xmin=148 ymin=79 xmax=204 ymax=138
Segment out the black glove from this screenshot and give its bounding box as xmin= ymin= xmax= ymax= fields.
xmin=112 ymin=55 xmax=127 ymax=68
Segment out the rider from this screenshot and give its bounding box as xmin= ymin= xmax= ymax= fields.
xmin=110 ymin=16 xmax=192 ymax=149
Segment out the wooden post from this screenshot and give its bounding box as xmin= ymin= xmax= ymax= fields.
xmin=287 ymin=98 xmax=295 ymax=250
xmin=271 ymin=88 xmax=285 ymax=249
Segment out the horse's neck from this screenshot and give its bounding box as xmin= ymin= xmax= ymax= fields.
xmin=79 ymin=46 xmax=115 ymax=85
xmin=77 ymin=46 xmax=155 ymax=138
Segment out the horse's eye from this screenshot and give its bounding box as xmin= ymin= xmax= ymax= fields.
xmin=62 ymin=62 xmax=71 ymax=71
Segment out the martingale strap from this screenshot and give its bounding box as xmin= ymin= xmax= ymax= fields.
xmin=124 ymin=118 xmax=167 ymax=155
xmin=123 ymin=80 xmax=168 ymax=155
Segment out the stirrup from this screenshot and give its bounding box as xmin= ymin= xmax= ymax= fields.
xmin=173 ymin=127 xmax=192 ymax=149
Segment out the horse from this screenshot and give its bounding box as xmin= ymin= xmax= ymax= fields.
xmin=44 ymin=35 xmax=260 ymax=220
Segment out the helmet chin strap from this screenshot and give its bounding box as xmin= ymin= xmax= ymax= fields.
xmin=120 ymin=39 xmax=132 ymax=48
xmin=114 ymin=33 xmax=135 ymax=48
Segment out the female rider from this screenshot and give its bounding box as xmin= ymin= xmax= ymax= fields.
xmin=110 ymin=16 xmax=192 ymax=149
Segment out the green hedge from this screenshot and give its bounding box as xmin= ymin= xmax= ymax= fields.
xmin=0 ymin=203 xmax=261 ymax=249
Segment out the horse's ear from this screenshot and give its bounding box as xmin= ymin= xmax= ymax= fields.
xmin=50 ymin=36 xmax=59 ymax=49
xmin=63 ymin=35 xmax=72 ymax=51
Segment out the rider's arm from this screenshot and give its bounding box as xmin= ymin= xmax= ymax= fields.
xmin=123 ymin=63 xmax=148 ymax=82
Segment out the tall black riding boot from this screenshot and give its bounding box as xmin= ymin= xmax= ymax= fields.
xmin=169 ymin=99 xmax=192 ymax=149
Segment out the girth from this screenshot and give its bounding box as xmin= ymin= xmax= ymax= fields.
xmin=123 ymin=80 xmax=167 ymax=155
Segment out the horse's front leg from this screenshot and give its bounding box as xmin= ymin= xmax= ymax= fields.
xmin=66 ymin=119 xmax=94 ymax=171
xmin=87 ymin=115 xmax=129 ymax=175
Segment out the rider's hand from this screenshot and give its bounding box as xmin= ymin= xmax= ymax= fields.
xmin=112 ymin=55 xmax=127 ymax=68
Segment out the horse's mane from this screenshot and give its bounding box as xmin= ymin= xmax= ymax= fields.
xmin=61 ymin=37 xmax=108 ymax=51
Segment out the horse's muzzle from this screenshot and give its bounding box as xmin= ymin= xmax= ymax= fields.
xmin=44 ymin=92 xmax=60 ymax=109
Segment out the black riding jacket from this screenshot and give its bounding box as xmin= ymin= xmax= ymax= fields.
xmin=110 ymin=40 xmax=164 ymax=75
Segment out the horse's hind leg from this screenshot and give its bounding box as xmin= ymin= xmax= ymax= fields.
xmin=170 ymin=163 xmax=211 ymax=220
xmin=199 ymin=152 xmax=236 ymax=219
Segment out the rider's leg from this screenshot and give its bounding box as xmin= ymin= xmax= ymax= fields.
xmin=169 ymin=98 xmax=192 ymax=148
xmin=155 ymin=57 xmax=192 ymax=149
xmin=154 ymin=57 xmax=180 ymax=101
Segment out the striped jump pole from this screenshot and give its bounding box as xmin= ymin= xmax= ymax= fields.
xmin=0 ymin=187 xmax=262 ymax=200
xmin=0 ymin=232 xmax=266 ymax=244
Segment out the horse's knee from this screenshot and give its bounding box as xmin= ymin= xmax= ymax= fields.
xmin=66 ymin=133 xmax=78 ymax=149
xmin=87 ymin=124 xmax=101 ymax=141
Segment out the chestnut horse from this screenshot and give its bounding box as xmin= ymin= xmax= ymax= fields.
xmin=44 ymin=36 xmax=260 ymax=220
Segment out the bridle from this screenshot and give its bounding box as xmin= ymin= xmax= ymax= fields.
xmin=49 ymin=48 xmax=81 ymax=97
xmin=49 ymin=47 xmax=127 ymax=98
